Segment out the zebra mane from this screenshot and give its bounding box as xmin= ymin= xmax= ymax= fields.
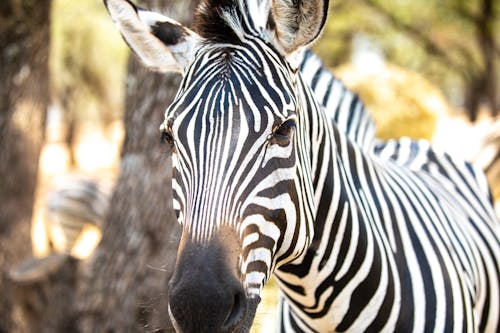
xmin=194 ymin=0 xmax=271 ymax=44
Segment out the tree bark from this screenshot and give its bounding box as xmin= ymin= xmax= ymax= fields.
xmin=9 ymin=255 xmax=79 ymax=333
xmin=475 ymin=0 xmax=497 ymax=119
xmin=0 ymin=0 xmax=51 ymax=331
xmin=76 ymin=1 xmax=196 ymax=332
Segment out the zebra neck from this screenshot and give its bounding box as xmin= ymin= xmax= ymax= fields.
xmin=275 ymin=104 xmax=389 ymax=330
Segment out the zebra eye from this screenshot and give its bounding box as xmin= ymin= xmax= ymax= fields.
xmin=161 ymin=118 xmax=175 ymax=146
xmin=274 ymin=119 xmax=296 ymax=140
xmin=161 ymin=130 xmax=175 ymax=146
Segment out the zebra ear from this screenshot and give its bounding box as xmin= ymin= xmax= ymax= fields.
xmin=271 ymin=0 xmax=329 ymax=54
xmin=104 ymin=0 xmax=200 ymax=73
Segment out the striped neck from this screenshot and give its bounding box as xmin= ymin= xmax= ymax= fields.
xmin=275 ymin=71 xmax=388 ymax=331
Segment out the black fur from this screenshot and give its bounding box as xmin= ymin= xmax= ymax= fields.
xmin=151 ymin=21 xmax=187 ymax=46
xmin=193 ymin=0 xmax=242 ymax=44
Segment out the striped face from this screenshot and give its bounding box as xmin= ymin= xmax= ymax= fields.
xmin=105 ymin=0 xmax=328 ymax=330
xmin=162 ymin=39 xmax=314 ymax=298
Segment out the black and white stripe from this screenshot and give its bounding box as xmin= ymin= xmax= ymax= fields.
xmin=165 ymin=35 xmax=499 ymax=331
xmin=105 ymin=0 xmax=500 ymax=331
xmin=45 ymin=177 xmax=111 ymax=253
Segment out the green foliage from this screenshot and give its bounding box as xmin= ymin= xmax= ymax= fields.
xmin=51 ymin=0 xmax=129 ymax=123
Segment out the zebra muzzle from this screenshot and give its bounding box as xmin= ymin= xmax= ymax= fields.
xmin=168 ymin=234 xmax=255 ymax=333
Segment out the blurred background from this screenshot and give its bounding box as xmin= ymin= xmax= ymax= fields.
xmin=0 ymin=0 xmax=498 ymax=332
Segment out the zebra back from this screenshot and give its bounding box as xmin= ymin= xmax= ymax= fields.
xmin=375 ymin=138 xmax=496 ymax=209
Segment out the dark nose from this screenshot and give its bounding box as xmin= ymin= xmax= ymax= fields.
xmin=168 ymin=239 xmax=247 ymax=333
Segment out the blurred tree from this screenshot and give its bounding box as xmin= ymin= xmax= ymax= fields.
xmin=76 ymin=1 xmax=195 ymax=332
xmin=315 ymin=0 xmax=499 ymax=121
xmin=0 ymin=0 xmax=51 ymax=331
xmin=50 ymin=0 xmax=128 ymax=166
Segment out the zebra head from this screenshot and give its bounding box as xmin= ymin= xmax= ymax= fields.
xmin=105 ymin=0 xmax=328 ymax=331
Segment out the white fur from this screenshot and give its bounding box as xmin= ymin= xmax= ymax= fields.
xmin=271 ymin=0 xmax=328 ymax=54
xmin=105 ymin=0 xmax=201 ymax=73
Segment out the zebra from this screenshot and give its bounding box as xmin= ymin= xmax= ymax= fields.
xmin=45 ymin=176 xmax=112 ymax=255
xmin=105 ymin=0 xmax=500 ymax=332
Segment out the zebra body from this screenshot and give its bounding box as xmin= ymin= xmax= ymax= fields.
xmin=277 ymin=127 xmax=499 ymax=331
xmin=105 ymin=0 xmax=500 ymax=332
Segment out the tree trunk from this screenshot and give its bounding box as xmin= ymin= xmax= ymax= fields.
xmin=0 ymin=0 xmax=51 ymax=331
xmin=9 ymin=255 xmax=79 ymax=333
xmin=460 ymin=0 xmax=497 ymax=121
xmin=76 ymin=1 xmax=196 ymax=332
xmin=476 ymin=0 xmax=497 ymax=118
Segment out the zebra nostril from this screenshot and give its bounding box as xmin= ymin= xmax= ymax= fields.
xmin=222 ymin=290 xmax=247 ymax=331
